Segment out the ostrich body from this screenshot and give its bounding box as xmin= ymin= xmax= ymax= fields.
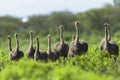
xmin=26 ymin=31 xmax=35 ymax=59
xmin=8 ymin=33 xmax=24 ymax=60
xmin=54 ymin=25 xmax=69 ymax=58
xmin=69 ymin=21 xmax=88 ymax=57
xmin=100 ymin=23 xmax=119 ymax=61
xmin=34 ymin=37 xmax=48 ymax=61
xmin=47 ymin=35 xmax=57 ymax=61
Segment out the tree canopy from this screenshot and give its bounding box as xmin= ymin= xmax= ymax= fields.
xmin=0 ymin=5 xmax=120 ymax=38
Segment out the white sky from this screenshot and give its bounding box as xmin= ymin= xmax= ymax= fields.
xmin=0 ymin=0 xmax=113 ymax=17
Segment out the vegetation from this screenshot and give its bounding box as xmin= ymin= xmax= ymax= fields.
xmin=0 ymin=5 xmax=120 ymax=80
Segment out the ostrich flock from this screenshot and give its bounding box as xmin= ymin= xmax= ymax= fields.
xmin=7 ymin=21 xmax=119 ymax=62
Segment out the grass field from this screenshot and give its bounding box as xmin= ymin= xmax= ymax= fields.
xmin=0 ymin=33 xmax=120 ymax=80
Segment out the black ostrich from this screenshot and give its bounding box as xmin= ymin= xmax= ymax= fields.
xmin=34 ymin=37 xmax=48 ymax=62
xmin=47 ymin=34 xmax=57 ymax=61
xmin=100 ymin=23 xmax=114 ymax=50
xmin=7 ymin=33 xmax=24 ymax=60
xmin=54 ymin=25 xmax=69 ymax=59
xmin=69 ymin=21 xmax=88 ymax=57
xmin=100 ymin=23 xmax=119 ymax=61
xmin=26 ymin=31 xmax=35 ymax=59
xmin=100 ymin=23 xmax=113 ymax=50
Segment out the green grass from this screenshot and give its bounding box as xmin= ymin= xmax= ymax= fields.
xmin=0 ymin=34 xmax=120 ymax=80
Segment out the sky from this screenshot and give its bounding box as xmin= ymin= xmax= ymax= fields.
xmin=0 ymin=0 xmax=113 ymax=17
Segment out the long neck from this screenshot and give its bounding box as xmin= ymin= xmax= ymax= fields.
xmin=60 ymin=28 xmax=64 ymax=44
xmin=105 ymin=26 xmax=108 ymax=47
xmin=72 ymin=35 xmax=75 ymax=41
xmin=107 ymin=28 xmax=111 ymax=41
xmin=75 ymin=24 xmax=79 ymax=44
xmin=30 ymin=33 xmax=33 ymax=47
xmin=8 ymin=38 xmax=12 ymax=51
xmin=48 ymin=37 xmax=51 ymax=53
xmin=36 ymin=39 xmax=39 ymax=51
xmin=15 ymin=37 xmax=19 ymax=50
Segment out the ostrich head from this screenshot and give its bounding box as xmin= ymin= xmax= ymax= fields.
xmin=14 ymin=33 xmax=19 ymax=38
xmin=75 ymin=21 xmax=79 ymax=27
xmin=7 ymin=35 xmax=11 ymax=39
xmin=36 ymin=36 xmax=39 ymax=41
xmin=104 ymin=23 xmax=108 ymax=27
xmin=48 ymin=34 xmax=51 ymax=39
xmin=29 ymin=31 xmax=33 ymax=35
xmin=59 ymin=25 xmax=63 ymax=31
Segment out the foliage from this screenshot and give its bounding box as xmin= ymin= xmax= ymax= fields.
xmin=113 ymin=0 xmax=120 ymax=7
xmin=0 ymin=43 xmax=119 ymax=80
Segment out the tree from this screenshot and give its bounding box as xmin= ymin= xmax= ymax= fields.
xmin=113 ymin=0 xmax=120 ymax=7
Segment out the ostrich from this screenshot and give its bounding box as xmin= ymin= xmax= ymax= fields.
xmin=26 ymin=31 xmax=35 ymax=59
xmin=8 ymin=33 xmax=24 ymax=60
xmin=100 ymin=23 xmax=114 ymax=50
xmin=69 ymin=21 xmax=88 ymax=56
xmin=54 ymin=25 xmax=69 ymax=59
xmin=100 ymin=23 xmax=119 ymax=61
xmin=34 ymin=37 xmax=48 ymax=62
xmin=47 ymin=34 xmax=57 ymax=61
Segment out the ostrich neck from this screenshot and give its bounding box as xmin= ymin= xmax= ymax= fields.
xmin=105 ymin=27 xmax=108 ymax=48
xmin=36 ymin=39 xmax=39 ymax=51
xmin=60 ymin=29 xmax=64 ymax=44
xmin=8 ymin=38 xmax=12 ymax=51
xmin=72 ymin=37 xmax=75 ymax=41
xmin=107 ymin=28 xmax=111 ymax=41
xmin=30 ymin=34 xmax=33 ymax=47
xmin=15 ymin=37 xmax=19 ymax=50
xmin=47 ymin=38 xmax=51 ymax=54
xmin=75 ymin=25 xmax=79 ymax=45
